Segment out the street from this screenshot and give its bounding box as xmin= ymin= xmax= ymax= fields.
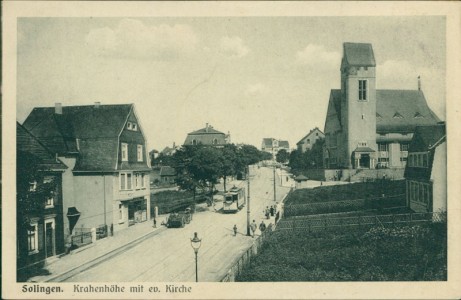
xmin=64 ymin=166 xmax=292 ymax=282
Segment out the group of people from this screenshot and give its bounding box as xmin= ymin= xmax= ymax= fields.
xmin=264 ymin=205 xmax=276 ymax=219
xmin=233 ymin=219 xmax=267 ymax=238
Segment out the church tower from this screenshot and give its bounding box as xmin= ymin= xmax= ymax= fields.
xmin=340 ymin=43 xmax=377 ymax=169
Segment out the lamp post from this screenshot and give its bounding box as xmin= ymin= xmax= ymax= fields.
xmin=190 ymin=232 xmax=201 ymax=282
xmin=273 ymin=165 xmax=277 ymax=202
xmin=247 ymin=165 xmax=251 ymax=236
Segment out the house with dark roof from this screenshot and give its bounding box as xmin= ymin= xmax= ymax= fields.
xmin=296 ymin=127 xmax=325 ymax=153
xmin=324 ymin=42 xmax=440 ymax=171
xmin=183 ymin=123 xmax=230 ymax=147
xmin=22 ymin=102 xmax=151 ymax=236
xmin=261 ymin=138 xmax=290 ymax=159
xmin=404 ymin=123 xmax=446 ymax=214
xmin=17 ymin=122 xmax=67 ymax=270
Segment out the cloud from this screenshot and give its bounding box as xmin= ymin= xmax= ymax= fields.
xmin=219 ymin=36 xmax=249 ymax=58
xmin=245 ymin=83 xmax=266 ymax=97
xmin=296 ymin=44 xmax=341 ymax=69
xmin=85 ymin=19 xmax=198 ymax=60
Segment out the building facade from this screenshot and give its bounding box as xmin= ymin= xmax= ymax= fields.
xmin=17 ymin=123 xmax=67 ymax=271
xmin=324 ymin=42 xmax=440 ymax=170
xmin=296 ymin=127 xmax=324 ymax=153
xmin=22 ymin=103 xmax=151 ymax=238
xmin=405 ymin=123 xmax=446 ymax=214
xmin=261 ymin=138 xmax=290 ymax=159
xmin=183 ymin=123 xmax=230 ymax=147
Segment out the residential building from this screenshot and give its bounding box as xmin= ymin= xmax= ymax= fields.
xmin=160 ymin=142 xmax=179 ymax=156
xmin=22 ymin=103 xmax=151 ymax=237
xmin=323 ymin=42 xmax=440 ymax=170
xmin=150 ymin=166 xmax=177 ymax=186
xmin=183 ymin=123 xmax=230 ymax=146
xmin=16 ymin=122 xmax=67 ymax=269
xmin=261 ymin=138 xmax=290 ymax=159
xmin=405 ymin=123 xmax=446 ymax=214
xmin=296 ymin=127 xmax=324 ymax=153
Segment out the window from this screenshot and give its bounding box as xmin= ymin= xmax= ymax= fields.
xmin=414 ymin=112 xmax=424 ymax=118
xmin=45 ymin=197 xmax=54 ymax=208
xmin=127 ymin=122 xmax=132 ymax=130
xmin=135 ymin=173 xmax=141 ymax=189
xmin=307 ymin=139 xmax=310 ymax=143
xmin=28 ymin=223 xmax=38 ymax=254
xmin=132 ymin=123 xmax=138 ymax=131
xmin=393 ymin=112 xmax=403 ymax=119
xmin=400 ymin=143 xmax=409 ymax=151
xmin=141 ymin=174 xmax=146 ymax=188
xmin=192 ymin=139 xmax=197 ymax=145
xmin=358 ymin=141 xmax=368 ymax=147
xmin=121 ymin=143 xmax=128 ymax=161
xmin=137 ymin=145 xmax=143 ymax=162
xmin=358 ymin=80 xmax=367 ymax=101
xmin=408 ymin=152 xmax=429 ymax=167
xmin=378 ymin=143 xmax=389 ymax=152
xmin=213 ymin=138 xmax=218 ymax=145
xmin=29 ymin=181 xmax=37 ymax=192
xmin=316 ymin=132 xmax=319 ymax=136
xmin=120 ymin=172 xmax=133 ymax=190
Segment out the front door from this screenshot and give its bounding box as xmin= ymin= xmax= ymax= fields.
xmin=359 ymin=154 xmax=370 ymax=169
xmin=45 ymin=221 xmax=54 ymax=257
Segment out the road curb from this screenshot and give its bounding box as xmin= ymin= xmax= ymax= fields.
xmin=45 ymin=227 xmax=167 ymax=282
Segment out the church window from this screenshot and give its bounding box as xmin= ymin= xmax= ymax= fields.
xmin=358 ymin=80 xmax=367 ymax=101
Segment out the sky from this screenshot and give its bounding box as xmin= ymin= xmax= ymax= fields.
xmin=16 ymin=16 xmax=446 ymax=152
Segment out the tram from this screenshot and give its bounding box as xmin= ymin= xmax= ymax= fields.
xmin=223 ymin=186 xmax=246 ymax=213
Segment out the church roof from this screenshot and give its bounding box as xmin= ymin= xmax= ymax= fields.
xmin=343 ymin=43 xmax=376 ymax=67
xmin=376 ymin=90 xmax=440 ymax=133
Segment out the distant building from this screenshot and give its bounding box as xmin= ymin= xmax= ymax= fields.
xmin=405 ymin=123 xmax=446 ymax=214
xmin=296 ymin=127 xmax=324 ymax=153
xmin=261 ymin=138 xmax=290 ymax=159
xmin=183 ymin=123 xmax=230 ymax=147
xmin=323 ymin=42 xmax=440 ymax=170
xmin=22 ymin=103 xmax=151 ymax=236
xmin=17 ymin=122 xmax=67 ymax=268
xmin=160 ymin=142 xmax=179 ymax=156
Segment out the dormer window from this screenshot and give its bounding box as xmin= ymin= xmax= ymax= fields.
xmin=127 ymin=122 xmax=132 ymax=130
xmin=376 ymin=113 xmax=382 ymax=118
xmin=414 ymin=112 xmax=424 ymax=118
xmin=358 ymin=80 xmax=367 ymax=101
xmin=393 ymin=112 xmax=403 ymax=119
xmin=127 ymin=122 xmax=138 ymax=131
xmin=132 ymin=123 xmax=138 ymax=131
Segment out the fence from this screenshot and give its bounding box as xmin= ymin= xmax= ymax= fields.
xmin=276 ymin=211 xmax=445 ymax=232
xmin=220 ymin=224 xmax=273 ymax=282
xmin=96 ymin=224 xmax=108 ymax=240
xmin=284 ymin=194 xmax=405 ymax=217
xmin=72 ymin=228 xmax=92 ymax=247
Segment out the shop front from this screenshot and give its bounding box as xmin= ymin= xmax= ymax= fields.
xmin=127 ymin=197 xmax=148 ymax=226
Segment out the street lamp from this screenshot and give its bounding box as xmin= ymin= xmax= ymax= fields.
xmin=190 ymin=232 xmax=202 ymax=282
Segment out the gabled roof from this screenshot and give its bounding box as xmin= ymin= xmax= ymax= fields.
xmin=22 ymin=104 xmax=147 ymax=172
xmin=342 ymin=43 xmax=376 ymax=67
xmin=188 ymin=125 xmax=225 ymax=135
xmin=296 ymin=127 xmax=325 ymax=145
xmin=262 ymin=138 xmax=274 ymax=147
xmin=17 ymin=122 xmax=67 ymax=170
xmin=279 ymin=141 xmax=290 ymax=148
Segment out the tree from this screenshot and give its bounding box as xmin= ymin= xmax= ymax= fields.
xmin=220 ymin=144 xmax=238 ymax=192
xmin=276 ymin=149 xmax=290 ymax=164
xmin=288 ymin=138 xmax=325 ymax=172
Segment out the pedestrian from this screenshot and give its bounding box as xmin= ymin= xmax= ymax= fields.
xmin=270 ymin=206 xmax=274 ymax=217
xmin=259 ymin=221 xmax=266 ymax=233
xmin=233 ymin=224 xmax=237 ymax=236
xmin=250 ymin=220 xmax=257 ymax=238
xmin=153 ymin=217 xmax=157 ymax=228
xmin=265 ymin=207 xmax=270 ymax=219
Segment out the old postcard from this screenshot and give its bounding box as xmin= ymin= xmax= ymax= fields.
xmin=2 ymin=1 xmax=461 ymax=299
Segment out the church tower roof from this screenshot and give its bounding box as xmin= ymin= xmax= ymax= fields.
xmin=342 ymin=42 xmax=376 ymax=67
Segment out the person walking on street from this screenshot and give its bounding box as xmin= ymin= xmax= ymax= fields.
xmin=270 ymin=206 xmax=274 ymax=217
xmin=259 ymin=220 xmax=266 ymax=233
xmin=265 ymin=207 xmax=270 ymax=219
xmin=250 ymin=220 xmax=257 ymax=238
xmin=233 ymin=224 xmax=237 ymax=236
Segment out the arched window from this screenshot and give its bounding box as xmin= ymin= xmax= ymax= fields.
xmin=213 ymin=138 xmax=218 ymax=145
xmin=192 ymin=139 xmax=197 ymax=145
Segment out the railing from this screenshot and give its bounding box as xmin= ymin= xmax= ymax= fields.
xmin=276 ymin=212 xmax=445 ymax=232
xmin=96 ymin=224 xmax=108 ymax=240
xmin=72 ymin=228 xmax=93 ymax=247
xmin=220 ymin=224 xmax=273 ymax=282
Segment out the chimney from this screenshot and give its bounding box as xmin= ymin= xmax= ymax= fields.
xmin=95 ymin=101 xmax=101 ymax=108
xmin=173 ymin=142 xmax=176 ymax=148
xmin=417 ymin=76 xmax=421 ymax=91
xmin=55 ymin=103 xmax=62 ymax=114
xmin=206 ymin=123 xmax=209 ymax=133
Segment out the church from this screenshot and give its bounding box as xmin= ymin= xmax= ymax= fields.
xmin=323 ymin=42 xmax=441 ymax=170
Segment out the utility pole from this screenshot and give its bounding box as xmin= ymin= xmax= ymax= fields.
xmin=273 ymin=166 xmax=277 ymax=202
xmin=246 ymin=165 xmax=251 ymax=236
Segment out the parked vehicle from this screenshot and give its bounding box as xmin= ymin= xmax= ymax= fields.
xmin=166 ymin=208 xmax=192 ymax=228
xmin=223 ymin=186 xmax=246 ymax=213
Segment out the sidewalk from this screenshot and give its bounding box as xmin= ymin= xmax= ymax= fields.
xmin=28 ymin=217 xmax=167 ymax=282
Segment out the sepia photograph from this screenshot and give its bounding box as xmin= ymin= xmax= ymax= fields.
xmin=2 ymin=1 xmax=461 ymax=299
